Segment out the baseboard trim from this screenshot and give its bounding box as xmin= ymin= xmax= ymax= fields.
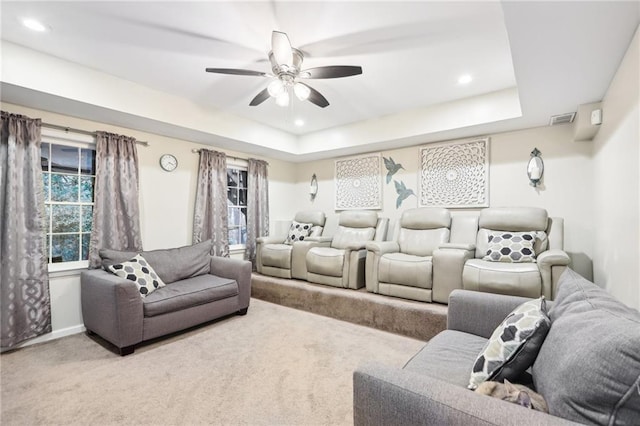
xmin=2 ymin=324 xmax=86 ymax=352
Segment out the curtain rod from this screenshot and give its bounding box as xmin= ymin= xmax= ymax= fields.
xmin=190 ymin=148 xmax=245 ymax=162
xmin=42 ymin=123 xmax=149 ymax=146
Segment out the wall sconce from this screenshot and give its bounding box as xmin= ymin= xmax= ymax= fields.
xmin=527 ymin=148 xmax=544 ymax=187
xmin=309 ymin=173 xmax=318 ymax=200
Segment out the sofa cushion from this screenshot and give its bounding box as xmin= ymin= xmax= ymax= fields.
xmin=285 ymin=221 xmax=313 ymax=244
xmin=100 ymin=240 xmax=212 ymax=284
xmin=378 ymin=253 xmax=432 ymax=289
xmin=404 ymin=330 xmax=487 ymax=387
xmin=532 ymin=268 xmax=640 ymax=425
xmin=107 ymin=254 xmax=166 ymax=297
xmin=468 ymin=297 xmax=550 ymax=390
xmin=482 ymin=231 xmax=537 ymax=263
xmin=143 ymin=274 xmax=238 ymax=317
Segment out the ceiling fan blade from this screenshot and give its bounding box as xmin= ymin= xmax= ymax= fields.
xmin=301 ymin=66 xmax=363 ymax=79
xmin=205 ymin=68 xmax=267 ymax=77
xmin=271 ymin=31 xmax=293 ymax=67
xmin=249 ymin=88 xmax=271 ymax=106
xmin=303 ymin=84 xmax=329 ymax=108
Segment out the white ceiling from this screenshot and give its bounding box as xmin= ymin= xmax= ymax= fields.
xmin=1 ymin=1 xmax=638 ymax=161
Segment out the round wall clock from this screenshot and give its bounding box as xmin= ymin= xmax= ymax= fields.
xmin=159 ymin=154 xmax=178 ymax=172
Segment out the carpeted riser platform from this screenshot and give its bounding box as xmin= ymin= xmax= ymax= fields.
xmin=251 ymin=273 xmax=448 ymax=341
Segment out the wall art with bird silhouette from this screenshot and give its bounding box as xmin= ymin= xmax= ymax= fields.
xmin=383 ymin=156 xmax=416 ymax=209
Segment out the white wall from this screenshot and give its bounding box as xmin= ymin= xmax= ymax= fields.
xmin=592 ymin=27 xmax=640 ymax=309
xmin=3 ymin=102 xmax=297 ymax=347
xmin=292 ymin=124 xmax=594 ymax=279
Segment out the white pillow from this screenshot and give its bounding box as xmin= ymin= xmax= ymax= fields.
xmin=107 ymin=254 xmax=166 ymax=297
xmin=284 ymin=221 xmax=313 ymax=245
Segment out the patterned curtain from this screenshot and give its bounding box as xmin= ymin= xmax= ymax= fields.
xmin=244 ymin=158 xmax=269 ymax=268
xmin=88 ymin=132 xmax=143 ymax=268
xmin=0 ymin=111 xmax=52 ymax=348
xmin=193 ymin=149 xmax=229 ymax=257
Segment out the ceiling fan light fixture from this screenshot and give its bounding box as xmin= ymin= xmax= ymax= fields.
xmin=267 ymin=79 xmax=285 ymax=97
xmin=275 ymin=91 xmax=290 ymax=107
xmin=293 ymin=83 xmax=311 ymax=101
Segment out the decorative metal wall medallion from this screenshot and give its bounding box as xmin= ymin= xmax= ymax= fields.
xmin=419 ymin=138 xmax=490 ymax=208
xmin=335 ymin=153 xmax=382 ymax=210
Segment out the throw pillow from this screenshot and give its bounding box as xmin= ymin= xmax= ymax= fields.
xmin=107 ymin=254 xmax=166 ymax=297
xmin=483 ymin=231 xmax=537 ymax=262
xmin=468 ymin=297 xmax=550 ymax=390
xmin=284 ymin=221 xmax=313 ymax=245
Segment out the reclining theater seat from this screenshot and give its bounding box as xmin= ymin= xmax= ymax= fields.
xmin=306 ymin=210 xmax=388 ymax=289
xmin=365 ymin=208 xmax=451 ymax=303
xmin=256 ymin=211 xmax=326 ymax=279
xmin=463 ymin=207 xmax=570 ymax=299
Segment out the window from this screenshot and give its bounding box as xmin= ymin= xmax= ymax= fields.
xmin=227 ymin=166 xmax=247 ymax=248
xmin=41 ymin=139 xmax=96 ymax=267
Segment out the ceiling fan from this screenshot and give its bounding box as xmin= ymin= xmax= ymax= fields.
xmin=205 ymin=31 xmax=363 ymax=108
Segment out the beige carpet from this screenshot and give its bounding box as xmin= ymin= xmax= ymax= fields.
xmin=251 ymin=273 xmax=448 ymax=341
xmin=1 ymin=298 xmax=424 ymax=425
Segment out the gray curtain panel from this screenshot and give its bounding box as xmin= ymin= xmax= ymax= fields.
xmin=88 ymin=131 xmax=143 ymax=268
xmin=193 ymin=149 xmax=229 ymax=257
xmin=245 ymin=158 xmax=269 ymax=268
xmin=0 ymin=111 xmax=52 ymax=348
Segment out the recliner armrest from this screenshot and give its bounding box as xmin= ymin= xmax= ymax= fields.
xmin=431 ymin=245 xmax=475 ymax=304
xmin=537 ymin=249 xmax=571 ymax=300
xmin=365 ymin=241 xmax=399 ymax=255
xmin=447 ymin=289 xmax=532 ymax=338
xmin=256 ymin=236 xmax=285 ymax=245
xmin=437 ymin=242 xmax=476 ymax=251
xmin=305 ymin=236 xmax=333 ymax=243
xmin=342 ymin=242 xmax=370 ymax=251
xmin=353 ymin=362 xmax=577 ymax=426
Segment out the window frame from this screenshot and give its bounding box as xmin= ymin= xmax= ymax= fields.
xmin=227 ymin=158 xmax=248 ymax=252
xmin=41 ymin=128 xmax=96 ymax=273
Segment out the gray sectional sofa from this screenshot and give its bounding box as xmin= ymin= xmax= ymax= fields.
xmin=80 ymin=240 xmax=251 ymax=355
xmin=354 ymin=268 xmax=640 ymax=425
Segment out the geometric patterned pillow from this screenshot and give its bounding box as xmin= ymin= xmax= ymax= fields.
xmin=106 ymin=254 xmax=166 ymax=297
xmin=284 ymin=221 xmax=313 ymax=245
xmin=468 ymin=297 xmax=551 ymax=390
xmin=483 ymin=231 xmax=537 ymax=263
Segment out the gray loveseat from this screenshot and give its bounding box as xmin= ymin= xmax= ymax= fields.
xmin=81 ymin=240 xmax=251 ymax=355
xmin=354 ymin=268 xmax=640 ymax=425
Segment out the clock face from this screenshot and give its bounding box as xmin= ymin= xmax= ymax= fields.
xmin=160 ymin=154 xmax=177 ymax=172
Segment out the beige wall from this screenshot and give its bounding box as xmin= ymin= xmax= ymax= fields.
xmin=2 ymin=102 xmax=297 ymax=344
xmin=592 ymin=27 xmax=640 ymax=309
xmin=292 ymin=124 xmax=594 ymax=279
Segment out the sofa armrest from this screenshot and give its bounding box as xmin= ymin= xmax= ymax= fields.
xmin=354 ymin=363 xmax=578 ymax=426
xmin=80 ymin=269 xmax=143 ymax=349
xmin=210 ymin=256 xmax=252 ymax=310
xmin=365 ymin=241 xmax=399 ymax=255
xmin=447 ymin=289 xmax=532 ymax=339
xmin=432 ymin=245 xmax=475 ymax=304
xmin=537 ymin=249 xmax=571 ymax=300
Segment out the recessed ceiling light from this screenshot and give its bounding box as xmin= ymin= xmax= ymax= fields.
xmin=22 ymin=18 xmax=47 ymax=32
xmin=458 ymin=74 xmax=473 ymax=85
xmin=294 ymin=119 xmax=304 ymax=127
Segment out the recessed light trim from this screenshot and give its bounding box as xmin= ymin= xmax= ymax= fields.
xmin=458 ymin=74 xmax=473 ymax=85
xmin=22 ymin=18 xmax=47 ymax=32
xmin=294 ymin=119 xmax=305 ymax=127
